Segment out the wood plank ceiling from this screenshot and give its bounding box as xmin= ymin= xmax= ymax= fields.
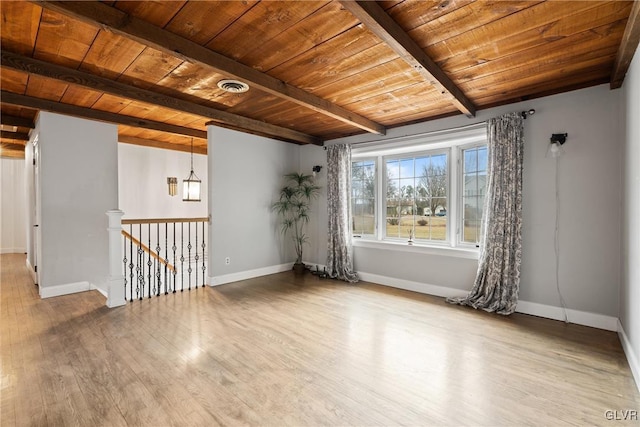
xmin=1 ymin=0 xmax=638 ymax=159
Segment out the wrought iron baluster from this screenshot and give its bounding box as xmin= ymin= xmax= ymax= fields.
xmin=194 ymin=221 xmax=199 ymax=289
xmin=180 ymin=223 xmax=184 ymax=292
xmin=188 ymin=222 xmax=192 ymax=291
xmin=172 ymin=222 xmax=177 ymax=294
xmin=123 ymin=229 xmax=127 ymax=303
xmin=155 ymin=223 xmax=161 ymax=297
xmin=201 ymin=221 xmax=206 ymax=287
xmin=137 ymin=224 xmax=143 ymax=300
xmin=129 ymin=224 xmax=134 ymax=302
xmin=164 ymin=223 xmax=169 ymax=295
xmin=148 ymin=223 xmax=152 ymax=298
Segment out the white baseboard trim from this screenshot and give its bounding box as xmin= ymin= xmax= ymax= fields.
xmin=209 ymin=263 xmax=294 ymax=287
xmin=303 ymin=261 xmax=328 ymax=275
xmin=90 ymin=284 xmax=108 ymax=299
xmin=515 ymin=300 xmax=618 ymax=331
xmin=618 ymin=320 xmax=640 ymax=393
xmin=40 ymin=281 xmax=92 ymax=299
xmin=357 ymin=271 xmax=618 ymax=332
xmin=358 ymin=271 xmax=466 ymax=299
xmin=25 ymin=258 xmax=37 ymax=284
xmin=1 ymin=248 xmax=26 ymax=254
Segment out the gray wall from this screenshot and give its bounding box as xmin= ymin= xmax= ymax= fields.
xmin=327 ymin=84 xmax=623 ymax=317
xmin=621 ymin=49 xmax=640 ymax=382
xmin=36 ymin=112 xmax=118 ymax=291
xmin=207 ymin=126 xmax=299 ymax=281
xmin=299 ymin=144 xmax=328 ymax=267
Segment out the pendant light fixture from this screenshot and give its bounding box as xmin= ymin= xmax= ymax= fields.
xmin=183 ymin=138 xmax=201 ymax=202
xmin=546 ymin=133 xmax=568 ymax=158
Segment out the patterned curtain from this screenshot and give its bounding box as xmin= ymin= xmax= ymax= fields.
xmin=326 ymin=144 xmax=359 ymax=283
xmin=448 ymin=112 xmax=524 ymax=314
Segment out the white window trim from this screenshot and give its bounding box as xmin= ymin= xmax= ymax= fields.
xmin=352 ymin=239 xmax=479 ymax=260
xmin=351 ymin=123 xmax=486 ymax=256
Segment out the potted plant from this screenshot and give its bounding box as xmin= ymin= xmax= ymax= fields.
xmin=272 ymin=172 xmax=320 ymax=274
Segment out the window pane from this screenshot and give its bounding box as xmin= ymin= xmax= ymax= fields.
xmin=387 ymin=160 xmax=399 ymax=180
xmin=384 ymin=151 xmax=448 ymax=243
xmin=352 ymin=164 xmax=363 ymax=180
xmin=461 ymin=145 xmax=488 ymax=245
xmin=415 ymin=156 xmax=429 ymax=178
xmin=478 ymin=147 xmax=488 ymax=172
xmin=431 ymin=153 xmax=447 ymax=170
xmin=463 ymin=220 xmax=480 ymax=244
xmin=400 ymin=158 xmax=414 ymax=178
xmin=464 ymin=149 xmax=477 ymax=173
xmin=351 ymin=159 xmax=376 ymax=237
xmin=387 ymin=178 xmax=399 ymax=199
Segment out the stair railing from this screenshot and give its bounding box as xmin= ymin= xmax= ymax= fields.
xmin=110 ymin=215 xmax=209 ymax=305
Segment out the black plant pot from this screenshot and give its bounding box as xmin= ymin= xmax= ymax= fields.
xmin=293 ymin=262 xmax=306 ymax=275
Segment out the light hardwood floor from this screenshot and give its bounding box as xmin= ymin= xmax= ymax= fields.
xmin=1 ymin=253 xmax=638 ymax=426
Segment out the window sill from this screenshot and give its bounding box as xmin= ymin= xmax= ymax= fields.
xmin=352 ymin=239 xmax=479 ymax=260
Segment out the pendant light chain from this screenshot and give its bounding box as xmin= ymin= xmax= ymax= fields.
xmin=190 ymin=138 xmax=194 ymax=173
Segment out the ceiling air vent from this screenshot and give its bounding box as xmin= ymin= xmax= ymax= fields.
xmin=217 ymin=79 xmax=249 ymax=93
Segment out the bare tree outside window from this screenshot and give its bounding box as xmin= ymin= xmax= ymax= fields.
xmin=418 ymin=163 xmax=448 ymax=217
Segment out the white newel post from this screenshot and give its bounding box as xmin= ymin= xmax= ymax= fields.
xmin=106 ymin=209 xmax=126 ymax=308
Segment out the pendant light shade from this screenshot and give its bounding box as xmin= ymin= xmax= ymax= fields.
xmin=183 ymin=138 xmax=201 ymax=202
xmin=546 ymin=133 xmax=568 ymax=159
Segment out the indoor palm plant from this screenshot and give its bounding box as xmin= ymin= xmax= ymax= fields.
xmin=272 ymin=172 xmax=320 ymax=274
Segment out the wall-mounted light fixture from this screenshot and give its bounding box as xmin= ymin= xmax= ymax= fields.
xmin=167 ymin=177 xmax=178 ymax=196
xmin=521 ymin=109 xmax=536 ymax=119
xmin=183 ymin=138 xmax=201 ymax=202
xmin=312 ymin=165 xmax=322 ymax=177
xmin=547 ymin=133 xmax=568 ymax=158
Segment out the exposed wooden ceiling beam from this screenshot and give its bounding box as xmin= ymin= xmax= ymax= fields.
xmin=0 ymin=143 xmax=25 ymax=159
xmin=611 ymin=0 xmax=640 ymax=89
xmin=31 ymin=0 xmax=385 ymax=136
xmin=0 ymin=90 xmax=210 ymax=140
xmin=1 ymin=114 xmax=34 ymax=129
xmin=339 ymin=0 xmax=476 ymax=118
xmin=0 ymin=131 xmax=29 ymax=141
xmin=119 ymin=136 xmax=207 ymax=155
xmin=0 ymin=142 xmax=26 ymax=150
xmin=1 ymin=50 xmax=321 ymax=145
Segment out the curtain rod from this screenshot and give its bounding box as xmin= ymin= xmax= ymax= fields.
xmin=324 ymin=109 xmax=535 ymax=149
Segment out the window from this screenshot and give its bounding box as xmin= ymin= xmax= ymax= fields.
xmin=461 ymin=146 xmax=488 ymax=244
xmin=350 ymin=125 xmax=487 ymax=250
xmin=385 ymin=152 xmax=448 ymax=242
xmin=351 ymin=159 xmax=376 ymax=237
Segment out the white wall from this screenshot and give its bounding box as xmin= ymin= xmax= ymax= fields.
xmin=207 ymin=126 xmax=299 ymax=284
xmin=35 ymin=112 xmax=118 ymax=293
xmin=327 ymin=84 xmax=623 ymax=318
xmin=621 ymin=50 xmax=640 ymax=387
xmin=0 ymin=157 xmax=27 ymax=253
xmin=118 ymin=143 xmax=207 ymax=219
